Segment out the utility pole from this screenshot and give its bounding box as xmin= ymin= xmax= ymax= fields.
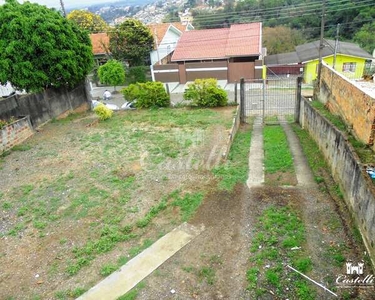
xmin=154 ymin=28 xmax=161 ymax=65
xmin=317 ymin=0 xmax=326 ymax=87
xmin=60 ymin=0 xmax=66 ymax=17
xmin=332 ymin=23 xmax=340 ymax=70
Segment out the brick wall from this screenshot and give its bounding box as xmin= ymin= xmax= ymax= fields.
xmin=318 ymin=63 xmax=375 ymax=148
xmin=0 ymin=116 xmax=34 ymax=154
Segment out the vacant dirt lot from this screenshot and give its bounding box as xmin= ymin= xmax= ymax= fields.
xmin=0 ymin=107 xmax=235 ymax=299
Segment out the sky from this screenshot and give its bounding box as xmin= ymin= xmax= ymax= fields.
xmin=0 ymin=0 xmax=110 ymax=9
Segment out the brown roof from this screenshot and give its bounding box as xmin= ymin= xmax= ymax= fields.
xmin=171 ymin=23 xmax=262 ymax=61
xmin=148 ymin=22 xmax=190 ymax=47
xmin=90 ymin=33 xmax=110 ymax=55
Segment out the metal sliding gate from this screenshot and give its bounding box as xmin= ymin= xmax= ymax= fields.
xmin=240 ymin=78 xmax=301 ymax=123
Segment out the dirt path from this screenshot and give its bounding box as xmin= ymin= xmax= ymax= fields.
xmin=135 ymin=119 xmax=374 ymax=299
xmin=137 ymin=185 xmax=254 ymax=299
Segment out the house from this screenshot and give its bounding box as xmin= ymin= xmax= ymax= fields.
xmin=148 ymin=22 xmax=194 ymax=66
xmin=152 ymin=22 xmax=263 ymax=84
xmin=265 ymin=40 xmax=373 ymax=83
xmin=89 ymin=33 xmax=110 ymax=65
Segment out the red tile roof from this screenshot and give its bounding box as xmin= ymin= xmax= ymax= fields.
xmin=90 ymin=33 xmax=110 ymax=55
xmin=148 ymin=22 xmax=191 ymax=47
xmin=172 ymin=22 xmax=262 ymax=61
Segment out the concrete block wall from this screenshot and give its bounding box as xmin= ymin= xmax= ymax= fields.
xmin=300 ymin=97 xmax=375 ymax=266
xmin=0 ymin=82 xmax=88 ymax=128
xmin=318 ymin=64 xmax=375 ymax=147
xmin=0 ymin=117 xmax=34 ymax=153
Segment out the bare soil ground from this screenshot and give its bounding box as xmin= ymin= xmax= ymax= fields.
xmin=0 ymin=107 xmax=235 ymax=300
xmin=1 ymin=108 xmax=374 ymax=300
xmin=134 ymin=123 xmax=374 ymax=300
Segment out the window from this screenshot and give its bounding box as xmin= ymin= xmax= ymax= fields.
xmin=342 ymin=62 xmax=356 ymax=72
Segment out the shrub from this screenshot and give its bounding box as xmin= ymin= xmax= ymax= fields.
xmin=122 ymin=83 xmax=140 ymax=101
xmin=183 ymin=78 xmax=228 ymax=107
xmin=94 ymin=104 xmax=113 ymax=121
xmin=122 ymin=81 xmax=170 ymax=108
xmin=126 ymin=66 xmax=148 ymax=84
xmin=98 ymin=60 xmax=125 ymax=90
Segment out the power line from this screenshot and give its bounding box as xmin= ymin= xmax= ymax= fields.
xmin=93 ymin=1 xmax=373 ymax=34
xmin=189 ymin=0 xmax=373 ymax=25
xmin=186 ymin=0 xmax=373 ymax=27
xmin=182 ymin=0 xmax=369 ymax=23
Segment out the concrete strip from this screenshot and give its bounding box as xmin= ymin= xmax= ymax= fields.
xmin=279 ymin=118 xmax=315 ymax=187
xmin=77 ymin=223 xmax=204 ymax=300
xmin=247 ymin=117 xmax=264 ymax=188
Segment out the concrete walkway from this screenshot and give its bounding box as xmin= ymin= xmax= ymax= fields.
xmin=246 ymin=117 xmax=264 ymax=188
xmin=279 ymin=118 xmax=315 ymax=187
xmin=77 ymin=223 xmax=204 ymax=300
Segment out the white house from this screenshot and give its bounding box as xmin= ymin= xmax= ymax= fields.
xmin=148 ymin=22 xmax=194 ymax=66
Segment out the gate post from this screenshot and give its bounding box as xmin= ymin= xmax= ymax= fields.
xmin=262 ymin=79 xmax=266 ymax=123
xmin=240 ymin=78 xmax=245 ymax=123
xmin=234 ymin=81 xmax=238 ymax=104
xmin=295 ymin=76 xmax=302 ymax=123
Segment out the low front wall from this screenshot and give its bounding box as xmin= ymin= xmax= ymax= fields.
xmin=186 ymin=61 xmax=228 ymax=82
xmin=0 ymin=116 xmax=34 ymax=154
xmin=300 ymin=97 xmax=375 ymax=266
xmin=153 ymin=64 xmax=180 ymax=82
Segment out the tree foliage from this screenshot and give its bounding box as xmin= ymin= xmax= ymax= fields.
xmin=354 ymin=22 xmax=375 ymax=54
xmin=0 ymin=0 xmax=93 ymax=92
xmin=263 ymin=26 xmax=305 ymax=55
xmin=109 ymin=19 xmax=154 ymax=66
xmin=98 ymin=60 xmax=125 ymax=90
xmin=67 ymin=9 xmax=108 ymax=33
xmin=192 ymin=0 xmax=375 ymax=49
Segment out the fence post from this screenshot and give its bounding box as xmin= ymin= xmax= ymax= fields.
xmin=234 ymin=81 xmax=238 ymax=104
xmin=295 ymin=76 xmax=302 ymax=123
xmin=150 ymin=64 xmax=155 ymax=82
xmin=166 ymin=83 xmax=170 ymax=96
xmin=262 ymin=79 xmax=266 ymax=123
xmin=240 ymin=78 xmax=245 ymax=123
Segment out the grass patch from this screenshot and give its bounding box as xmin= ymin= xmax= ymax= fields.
xmin=247 ymin=206 xmax=316 ymax=298
xmin=172 ymin=192 xmax=204 ymax=221
xmin=311 ymin=100 xmax=375 ymax=165
xmin=291 ymin=124 xmax=328 ymax=175
xmin=198 ymin=266 xmax=215 ymax=285
xmin=100 ymin=263 xmax=118 ymax=276
xmin=310 ymin=101 xmax=346 ymax=132
xmin=54 ymin=287 xmax=87 ymax=299
xmin=66 ymin=189 xmax=203 ymax=276
xmin=263 ymin=125 xmax=294 ymax=174
xmin=12 ymin=144 xmax=31 ymax=151
xmin=117 ymin=282 xmax=146 ymax=300
xmin=212 ymin=126 xmax=251 ymax=191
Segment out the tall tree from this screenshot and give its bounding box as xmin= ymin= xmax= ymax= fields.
xmin=263 ymin=26 xmax=305 ymax=55
xmin=0 ymin=0 xmax=93 ymax=92
xmin=109 ymin=19 xmax=154 ymax=66
xmin=67 ymin=10 xmax=108 ymax=33
xmin=354 ymin=22 xmax=375 ymax=54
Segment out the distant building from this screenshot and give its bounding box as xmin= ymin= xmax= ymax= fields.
xmin=152 ymin=23 xmax=263 ymax=83
xmin=148 ymin=22 xmax=194 ymax=65
xmin=179 ymin=9 xmax=193 ymax=25
xmin=89 ymin=33 xmax=110 ymax=65
xmin=265 ymin=40 xmax=373 ymax=83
